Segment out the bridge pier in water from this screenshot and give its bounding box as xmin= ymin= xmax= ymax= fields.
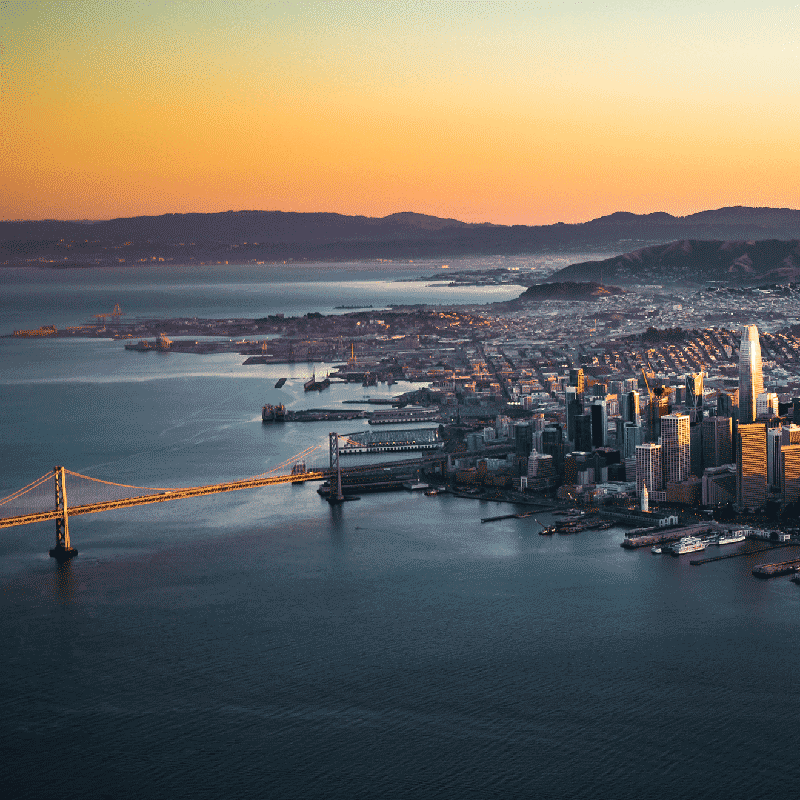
xmin=49 ymin=466 xmax=78 ymax=562
xmin=327 ymin=433 xmax=345 ymax=504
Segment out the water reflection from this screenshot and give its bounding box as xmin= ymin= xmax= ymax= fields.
xmin=52 ymin=560 xmax=75 ymax=604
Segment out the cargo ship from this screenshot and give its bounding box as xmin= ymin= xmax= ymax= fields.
xmin=304 ymin=373 xmax=331 ymax=392
xmin=262 ymin=404 xmax=286 ymax=422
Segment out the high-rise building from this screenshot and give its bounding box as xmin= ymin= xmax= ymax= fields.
xmin=661 ymin=413 xmax=691 ymax=485
xmin=781 ymin=444 xmax=800 ymax=507
xmin=782 ymin=424 xmax=800 ymax=446
xmin=739 ymin=325 xmax=764 ymax=425
xmin=702 ymin=416 xmax=733 ymax=468
xmin=569 ymin=368 xmax=585 ymax=396
xmin=617 ymin=420 xmax=643 ymax=459
xmin=590 ymin=399 xmax=607 ymax=448
xmin=737 ymin=422 xmax=767 ymax=510
xmin=574 ymin=414 xmax=593 ymax=452
xmin=685 ymin=372 xmax=704 ymax=416
xmin=541 ymin=425 xmax=565 ymax=477
xmin=717 ymin=389 xmax=739 ymax=419
xmin=756 ymin=392 xmax=779 ymax=419
xmin=636 ymin=443 xmax=663 ymax=497
xmin=767 ymin=427 xmax=783 ymax=489
xmin=565 ymin=386 xmax=582 ymax=443
xmin=624 ymin=391 xmax=640 ymax=424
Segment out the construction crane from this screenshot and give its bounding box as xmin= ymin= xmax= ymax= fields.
xmin=94 ymin=303 xmax=123 ymax=321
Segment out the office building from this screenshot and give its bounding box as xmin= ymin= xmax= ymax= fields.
xmin=756 ymin=392 xmax=779 ymax=419
xmin=624 ymin=391 xmax=640 ymax=424
xmin=569 ymin=368 xmax=585 ymax=396
xmin=702 ymin=416 xmax=732 ymax=468
xmin=574 ymin=414 xmax=593 ymax=452
xmin=737 ymin=422 xmax=767 ymax=511
xmin=685 ymin=372 xmax=703 ymax=416
xmin=781 ymin=423 xmax=800 ymax=446
xmin=767 ymin=427 xmax=783 ymax=489
xmin=591 ymin=399 xmax=607 ymax=448
xmin=781 ymin=444 xmax=800 ymax=507
xmin=565 ymin=386 xmax=582 ymax=443
xmin=739 ymin=325 xmax=764 ymax=424
xmin=661 ymin=413 xmax=691 ymax=484
xmin=717 ymin=389 xmax=739 ymax=419
xmin=636 ymin=443 xmax=663 ymax=497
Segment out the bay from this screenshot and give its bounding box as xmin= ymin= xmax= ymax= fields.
xmin=1 ymin=263 xmax=799 ymax=800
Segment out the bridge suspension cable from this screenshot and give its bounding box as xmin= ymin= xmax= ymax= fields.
xmin=0 ymin=472 xmax=53 ymax=507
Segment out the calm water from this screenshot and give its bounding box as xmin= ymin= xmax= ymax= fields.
xmin=1 ymin=265 xmax=799 ymax=799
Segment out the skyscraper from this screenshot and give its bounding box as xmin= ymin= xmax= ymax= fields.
xmin=636 ymin=443 xmax=663 ymax=498
xmin=590 ymin=399 xmax=607 ymax=448
xmin=737 ymin=422 xmax=767 ymax=511
xmin=685 ymin=372 xmax=703 ymax=416
xmin=739 ymin=325 xmax=764 ymax=425
xmin=702 ymin=415 xmax=733 ymax=468
xmin=661 ymin=413 xmax=691 ymax=484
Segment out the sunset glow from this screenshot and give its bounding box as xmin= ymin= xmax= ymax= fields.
xmin=2 ymin=0 xmax=798 ymax=224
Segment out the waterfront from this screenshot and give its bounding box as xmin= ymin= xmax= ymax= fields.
xmin=1 ymin=267 xmax=799 ymax=799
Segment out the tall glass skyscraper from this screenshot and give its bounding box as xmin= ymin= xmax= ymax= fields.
xmin=739 ymin=325 xmax=764 ymax=424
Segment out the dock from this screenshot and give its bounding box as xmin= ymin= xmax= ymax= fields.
xmin=690 ymin=542 xmax=797 ymax=565
xmin=752 ymin=558 xmax=800 ymax=578
xmin=620 ymin=524 xmax=716 ymax=549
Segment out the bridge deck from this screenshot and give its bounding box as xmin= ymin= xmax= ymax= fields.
xmin=0 ymin=453 xmax=447 ymax=530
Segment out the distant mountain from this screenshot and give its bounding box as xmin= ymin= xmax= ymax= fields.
xmin=547 ymin=240 xmax=800 ymax=285
xmin=2 ymin=206 xmax=799 ymax=266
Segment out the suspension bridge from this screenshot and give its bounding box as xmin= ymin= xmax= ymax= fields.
xmin=0 ymin=433 xmax=445 ymax=561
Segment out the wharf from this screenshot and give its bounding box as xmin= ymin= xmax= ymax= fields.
xmin=621 ymin=524 xmax=716 ymax=549
xmin=752 ymin=558 xmax=800 ymax=578
xmin=690 ymin=542 xmax=797 ymax=566
xmin=285 ymin=408 xmax=367 ymax=422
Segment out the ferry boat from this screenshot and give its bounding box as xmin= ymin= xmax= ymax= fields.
xmin=670 ymin=536 xmax=706 ymax=556
xmin=717 ymin=530 xmax=747 ymax=545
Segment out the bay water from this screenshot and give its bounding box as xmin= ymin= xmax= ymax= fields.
xmin=1 ymin=263 xmax=798 ymax=799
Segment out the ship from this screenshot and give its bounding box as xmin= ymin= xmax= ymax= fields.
xmin=304 ymin=373 xmax=331 ymax=392
xmin=262 ymin=404 xmax=286 ymax=423
xmin=274 ymin=377 xmax=287 ymax=388
xmin=669 ymin=536 xmax=706 ymax=555
xmin=716 ymin=530 xmax=746 ymax=545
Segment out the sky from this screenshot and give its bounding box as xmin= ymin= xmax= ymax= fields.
xmin=2 ymin=0 xmax=798 ymax=224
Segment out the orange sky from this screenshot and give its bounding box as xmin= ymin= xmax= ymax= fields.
xmin=2 ymin=1 xmax=798 ymax=224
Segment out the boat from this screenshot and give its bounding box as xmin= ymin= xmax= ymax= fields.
xmin=716 ymin=531 xmax=746 ymax=545
xmin=424 ymin=488 xmax=439 ymax=496
xmin=274 ymin=377 xmax=287 ymax=388
xmin=651 ymin=546 xmax=662 ymax=554
xmin=669 ymin=536 xmax=707 ymax=555
xmin=262 ymin=403 xmax=286 ymax=422
xmin=538 ymin=526 xmax=556 ymax=536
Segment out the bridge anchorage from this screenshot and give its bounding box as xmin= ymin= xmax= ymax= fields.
xmin=50 ymin=466 xmax=78 ymax=563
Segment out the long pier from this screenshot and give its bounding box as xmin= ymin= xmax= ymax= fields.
xmin=689 ymin=542 xmax=798 ymax=566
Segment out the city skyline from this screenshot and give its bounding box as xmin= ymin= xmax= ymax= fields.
xmin=3 ymin=1 xmax=799 ymax=223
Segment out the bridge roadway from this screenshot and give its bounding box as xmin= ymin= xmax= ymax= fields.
xmin=0 ymin=454 xmax=446 ymax=530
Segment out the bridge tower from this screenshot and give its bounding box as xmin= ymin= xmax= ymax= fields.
xmin=328 ymin=432 xmax=344 ymax=504
xmin=50 ymin=466 xmax=78 ymax=562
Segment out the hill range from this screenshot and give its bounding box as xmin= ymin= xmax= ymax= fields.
xmin=2 ymin=206 xmax=799 ymax=270
xmin=547 ymin=239 xmax=800 ymax=286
